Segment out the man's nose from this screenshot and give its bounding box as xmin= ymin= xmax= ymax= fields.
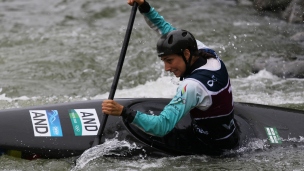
xmin=164 ymin=63 xmax=170 ymax=71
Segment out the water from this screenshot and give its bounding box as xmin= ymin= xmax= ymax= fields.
xmin=0 ymin=0 xmax=304 ymax=170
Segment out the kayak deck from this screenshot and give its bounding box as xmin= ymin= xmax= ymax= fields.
xmin=0 ymin=98 xmax=303 ymax=159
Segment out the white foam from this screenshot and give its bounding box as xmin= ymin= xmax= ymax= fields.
xmin=92 ymin=76 xmax=179 ymax=99
xmin=0 ymin=93 xmax=30 ymax=102
xmin=1 ymin=70 xmax=304 ymax=108
xmin=245 ymin=69 xmax=280 ymax=80
xmin=236 ymin=139 xmax=269 ymax=154
xmin=284 ymin=136 xmax=304 ymax=143
xmin=94 ymin=70 xmax=304 ymax=107
xmin=232 ymin=69 xmax=304 ymax=106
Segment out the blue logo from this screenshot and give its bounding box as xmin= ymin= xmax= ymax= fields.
xmin=46 ymin=110 xmax=63 ymax=137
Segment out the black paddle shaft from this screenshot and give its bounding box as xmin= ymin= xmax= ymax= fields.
xmin=91 ymin=3 xmax=138 ymax=147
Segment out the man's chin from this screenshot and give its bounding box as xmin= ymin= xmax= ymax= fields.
xmin=172 ymin=72 xmax=181 ymax=78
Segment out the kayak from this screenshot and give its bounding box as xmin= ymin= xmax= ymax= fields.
xmin=0 ymin=98 xmax=303 ymax=159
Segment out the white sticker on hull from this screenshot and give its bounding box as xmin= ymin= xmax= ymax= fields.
xmin=69 ymin=109 xmax=100 ymax=136
xmin=29 ymin=110 xmax=63 ymax=137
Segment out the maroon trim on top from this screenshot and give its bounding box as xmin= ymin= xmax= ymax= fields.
xmin=191 ymin=81 xmax=233 ymax=119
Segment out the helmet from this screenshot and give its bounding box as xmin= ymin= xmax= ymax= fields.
xmin=156 ymin=29 xmax=198 ymax=57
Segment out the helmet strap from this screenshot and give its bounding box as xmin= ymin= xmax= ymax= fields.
xmin=180 ymin=52 xmax=193 ymax=81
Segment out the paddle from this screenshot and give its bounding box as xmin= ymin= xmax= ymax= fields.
xmin=91 ymin=3 xmax=138 ymax=147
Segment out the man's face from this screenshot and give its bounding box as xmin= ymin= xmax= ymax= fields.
xmin=161 ymin=54 xmax=186 ymax=78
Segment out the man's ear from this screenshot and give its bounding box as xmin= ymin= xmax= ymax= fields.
xmin=183 ymin=49 xmax=191 ymax=61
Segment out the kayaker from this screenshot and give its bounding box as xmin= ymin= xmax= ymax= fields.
xmin=102 ymin=0 xmax=239 ymax=154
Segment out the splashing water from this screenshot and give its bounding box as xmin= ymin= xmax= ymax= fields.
xmin=71 ymin=132 xmax=142 ymax=171
xmin=235 ymin=139 xmax=269 ymax=154
xmin=284 ymin=136 xmax=304 ymax=143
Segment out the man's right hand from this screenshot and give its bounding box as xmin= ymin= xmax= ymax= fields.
xmin=127 ymin=0 xmax=145 ymax=6
xmin=102 ymin=100 xmax=124 ymax=116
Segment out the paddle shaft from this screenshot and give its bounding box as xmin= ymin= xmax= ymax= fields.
xmin=91 ymin=3 xmax=138 ymax=147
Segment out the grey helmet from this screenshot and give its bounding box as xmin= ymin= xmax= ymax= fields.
xmin=156 ymin=29 xmax=198 ymax=57
xmin=157 ymin=29 xmax=198 ymax=80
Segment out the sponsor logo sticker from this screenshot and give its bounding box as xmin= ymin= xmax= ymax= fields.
xmin=207 ymin=75 xmax=217 ymax=87
xmin=172 ymin=84 xmax=187 ymax=105
xmin=265 ymin=127 xmax=282 ymax=144
xmin=29 ymin=110 xmax=63 ymax=137
xmin=69 ymin=109 xmax=100 ymax=136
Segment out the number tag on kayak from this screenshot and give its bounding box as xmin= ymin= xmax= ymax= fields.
xmin=265 ymin=127 xmax=282 ymax=144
